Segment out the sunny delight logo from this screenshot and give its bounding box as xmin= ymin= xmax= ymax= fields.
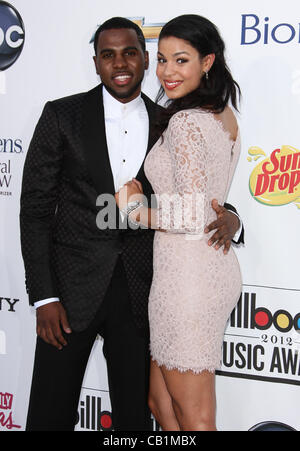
xmin=248 ymin=145 xmax=300 ymax=208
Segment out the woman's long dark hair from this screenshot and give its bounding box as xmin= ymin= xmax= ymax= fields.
xmin=156 ymin=15 xmax=241 ymax=135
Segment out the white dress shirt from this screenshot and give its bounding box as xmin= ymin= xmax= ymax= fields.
xmin=103 ymin=86 xmax=149 ymax=192
xmin=34 ymin=87 xmax=149 ymax=308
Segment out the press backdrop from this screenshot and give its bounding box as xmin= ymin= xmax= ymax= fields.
xmin=0 ymin=0 xmax=299 ymax=431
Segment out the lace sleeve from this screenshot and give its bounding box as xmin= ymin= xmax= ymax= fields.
xmin=157 ymin=111 xmax=208 ymax=235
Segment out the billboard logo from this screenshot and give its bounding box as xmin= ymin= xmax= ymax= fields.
xmin=230 ymin=292 xmax=300 ymax=333
xmin=76 ymin=392 xmax=161 ymax=431
xmin=0 ymin=1 xmax=25 ymax=71
xmin=76 ymin=395 xmax=113 ymax=431
xmin=219 ymin=289 xmax=300 ymax=385
xmin=248 ymin=145 xmax=300 ymax=208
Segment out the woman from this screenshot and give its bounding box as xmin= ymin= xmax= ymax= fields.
xmin=115 ymin=14 xmax=242 ymax=431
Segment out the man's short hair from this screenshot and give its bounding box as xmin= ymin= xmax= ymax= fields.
xmin=93 ymin=17 xmax=146 ymax=54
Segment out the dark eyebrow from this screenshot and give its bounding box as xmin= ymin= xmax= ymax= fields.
xmin=100 ymin=46 xmax=139 ymax=55
xmin=99 ymin=48 xmax=113 ymax=55
xmin=123 ymin=46 xmax=139 ymax=52
xmin=173 ymin=51 xmax=190 ymax=56
xmin=157 ymin=50 xmax=191 ymax=57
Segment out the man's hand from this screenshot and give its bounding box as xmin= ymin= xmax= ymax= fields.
xmin=36 ymin=302 xmax=72 ymax=350
xmin=115 ymin=179 xmax=144 ymax=210
xmin=204 ymin=199 xmax=240 ymax=255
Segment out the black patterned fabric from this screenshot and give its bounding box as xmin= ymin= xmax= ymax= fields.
xmin=20 ymin=85 xmax=159 ymax=332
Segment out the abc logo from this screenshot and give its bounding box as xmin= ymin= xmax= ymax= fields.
xmin=0 ymin=1 xmax=25 ymax=71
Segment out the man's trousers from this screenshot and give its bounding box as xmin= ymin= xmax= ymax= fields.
xmin=25 ymin=257 xmax=152 ymax=431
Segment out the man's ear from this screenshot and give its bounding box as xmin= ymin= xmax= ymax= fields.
xmin=144 ymin=51 xmax=149 ymax=71
xmin=93 ymin=55 xmax=99 ymax=75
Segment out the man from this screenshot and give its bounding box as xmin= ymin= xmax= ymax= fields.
xmin=20 ymin=17 xmax=243 ymax=431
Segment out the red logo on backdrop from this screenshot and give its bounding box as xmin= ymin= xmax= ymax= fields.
xmin=77 ymin=395 xmax=113 ymax=431
xmin=0 ymin=392 xmax=21 ymax=430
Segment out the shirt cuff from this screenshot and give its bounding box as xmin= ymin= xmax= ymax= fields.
xmin=230 ymin=210 xmax=243 ymax=243
xmin=34 ymin=298 xmax=60 ymax=309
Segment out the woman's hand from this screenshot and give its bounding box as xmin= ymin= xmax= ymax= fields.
xmin=115 ymin=178 xmax=144 ymax=210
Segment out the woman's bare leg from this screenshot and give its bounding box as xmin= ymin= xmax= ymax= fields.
xmin=160 ymin=366 xmax=217 ymax=431
xmin=148 ymin=359 xmax=180 ymax=431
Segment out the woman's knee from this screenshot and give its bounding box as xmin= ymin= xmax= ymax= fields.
xmin=171 ymin=397 xmax=216 ymax=431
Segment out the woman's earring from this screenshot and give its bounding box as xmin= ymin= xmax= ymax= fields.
xmin=205 ymin=71 xmax=209 ymax=80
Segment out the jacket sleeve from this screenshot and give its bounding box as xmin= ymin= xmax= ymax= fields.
xmin=224 ymin=202 xmax=245 ymax=245
xmin=20 ymin=102 xmax=63 ymax=304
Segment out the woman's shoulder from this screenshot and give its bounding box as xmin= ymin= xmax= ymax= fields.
xmin=165 ymin=109 xmax=210 ymax=147
xmin=168 ymin=108 xmax=209 ymax=130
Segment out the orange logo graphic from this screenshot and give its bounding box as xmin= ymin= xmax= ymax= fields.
xmin=131 ymin=17 xmax=163 ymax=40
xmin=248 ymin=145 xmax=300 ymax=208
xmin=90 ymin=18 xmax=163 ymax=46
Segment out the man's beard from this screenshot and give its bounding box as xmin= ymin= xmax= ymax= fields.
xmin=103 ymin=76 xmax=143 ymax=101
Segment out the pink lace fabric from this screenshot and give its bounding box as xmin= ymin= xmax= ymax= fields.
xmin=144 ymin=109 xmax=242 ymax=373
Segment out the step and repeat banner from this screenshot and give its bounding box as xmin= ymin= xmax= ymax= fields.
xmin=0 ymin=0 xmax=299 ymax=431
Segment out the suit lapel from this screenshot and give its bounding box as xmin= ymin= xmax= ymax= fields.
xmin=82 ymin=86 xmax=160 ymax=196
xmin=142 ymin=92 xmax=160 ymax=153
xmin=82 ymin=84 xmax=115 ymax=196
xmin=136 ymin=93 xmax=159 ymax=183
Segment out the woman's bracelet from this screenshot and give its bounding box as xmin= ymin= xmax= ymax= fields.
xmin=120 ymin=200 xmax=143 ymax=225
